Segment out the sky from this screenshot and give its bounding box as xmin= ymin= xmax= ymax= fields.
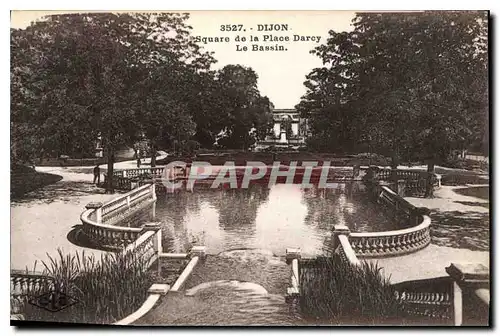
xmin=10 ymin=10 xmax=356 ymax=109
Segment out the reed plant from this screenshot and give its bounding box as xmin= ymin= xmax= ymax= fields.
xmin=21 ymin=248 xmax=155 ymax=324
xmin=299 ymin=255 xmax=405 ymax=325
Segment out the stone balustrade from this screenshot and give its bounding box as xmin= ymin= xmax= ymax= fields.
xmin=392 ymin=276 xmax=454 ymax=322
xmin=349 ymin=217 xmax=431 ymax=258
xmin=335 ymin=184 xmax=432 ymax=258
xmin=81 ymin=184 xmax=157 ymax=250
xmin=11 ymin=271 xmax=54 ymax=299
xmin=10 ymin=271 xmax=54 ymax=316
xmin=367 ymin=167 xmax=442 ymax=196
xmin=122 ymin=224 xmax=162 ymax=271
xmin=113 ymin=167 xmax=165 ymax=178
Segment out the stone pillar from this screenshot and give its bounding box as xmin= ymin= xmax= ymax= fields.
xmin=352 ymin=164 xmax=360 ymax=179
xmin=189 ymin=246 xmax=207 ymax=261
xmin=285 ymin=248 xmax=301 ymax=265
xmin=151 ymin=201 xmax=156 ymax=220
xmin=332 ymin=225 xmax=351 ymax=252
xmin=141 ymin=222 xmax=162 ymax=271
xmin=141 ymin=222 xmax=161 ymax=233
xmin=151 ymin=183 xmax=157 ymax=201
xmin=285 ymin=248 xmax=301 ymax=303
xmin=148 ymin=284 xmax=170 ymax=295
xmin=396 ymin=179 xmax=406 ymax=196
xmin=85 ymin=202 xmax=103 ymax=223
xmin=446 ymin=263 xmax=490 ymax=326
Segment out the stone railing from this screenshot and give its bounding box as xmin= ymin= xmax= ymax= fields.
xmin=390 ymin=263 xmax=490 ymax=326
xmin=369 ymin=167 xmax=442 ymax=196
xmin=121 ymin=223 xmax=162 ymax=271
xmin=113 ymin=167 xmax=165 ymax=178
xmin=337 ymin=184 xmax=432 ymax=258
xmin=80 ymin=184 xmax=157 ymax=250
xmin=348 ymin=218 xmax=431 ymax=258
xmin=114 ymin=246 xmax=207 ymax=325
xmin=10 ymin=270 xmax=54 ymax=318
xmin=393 ymin=276 xmax=454 ymax=323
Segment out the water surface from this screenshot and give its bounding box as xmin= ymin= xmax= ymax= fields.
xmin=146 ymin=183 xmax=400 ymax=256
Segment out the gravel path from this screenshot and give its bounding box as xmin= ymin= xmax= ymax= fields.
xmin=10 ymin=167 xmax=117 ymax=271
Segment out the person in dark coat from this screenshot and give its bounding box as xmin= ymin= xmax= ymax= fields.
xmin=93 ymin=165 xmax=101 ymax=185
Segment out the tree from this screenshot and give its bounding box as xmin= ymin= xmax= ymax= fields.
xmin=298 ymin=11 xmax=488 ymax=197
xmin=124 ymin=13 xmax=215 ymax=165
xmin=215 ymin=65 xmax=273 ymax=150
xmin=11 ymin=14 xmax=147 ymax=192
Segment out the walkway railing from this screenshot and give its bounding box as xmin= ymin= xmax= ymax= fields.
xmin=393 ymin=276 xmax=454 ymax=322
xmin=81 ymin=184 xmax=157 ymax=249
xmin=376 ymin=168 xmax=440 ymax=185
xmin=345 ymin=183 xmax=432 ymax=258
xmin=113 ymin=167 xmax=165 ymax=178
xmin=368 ymin=167 xmax=442 ymax=196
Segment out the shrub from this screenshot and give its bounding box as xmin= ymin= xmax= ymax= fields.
xmin=299 ymin=256 xmax=405 ymax=325
xmin=21 ymin=249 xmax=155 ymax=324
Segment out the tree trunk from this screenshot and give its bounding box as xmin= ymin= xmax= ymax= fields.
xmin=390 ymin=152 xmax=399 ymax=185
xmin=150 ymin=142 xmax=156 ymax=168
xmin=424 ymin=160 xmax=435 ymax=198
xmin=106 ymin=146 xmax=115 ymax=194
xmin=390 ymin=152 xmax=399 ymax=169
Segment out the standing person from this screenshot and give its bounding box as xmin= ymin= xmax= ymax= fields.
xmin=137 ymin=157 xmax=141 ymax=168
xmin=93 ymin=165 xmax=101 ymax=185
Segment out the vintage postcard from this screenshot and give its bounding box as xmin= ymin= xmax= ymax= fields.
xmin=10 ymin=10 xmax=490 ymax=326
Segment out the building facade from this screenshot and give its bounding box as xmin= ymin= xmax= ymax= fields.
xmin=256 ymin=109 xmax=309 ymax=150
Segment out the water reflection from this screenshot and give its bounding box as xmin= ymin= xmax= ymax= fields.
xmin=207 ymin=184 xmax=269 ymax=233
xmin=149 ymin=183 xmax=399 ymax=256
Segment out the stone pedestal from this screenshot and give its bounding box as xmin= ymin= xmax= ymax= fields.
xmin=285 ymin=248 xmax=301 ymax=264
xmin=85 ymin=202 xmax=103 ymax=223
xmin=446 ymin=263 xmax=490 ymax=326
xmin=148 ymin=284 xmax=170 ymax=295
xmin=189 ymin=246 xmax=207 ymax=260
xmin=332 ymin=225 xmax=351 ymax=251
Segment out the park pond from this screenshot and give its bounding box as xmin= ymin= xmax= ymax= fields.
xmin=133 ymin=182 xmax=408 ymax=257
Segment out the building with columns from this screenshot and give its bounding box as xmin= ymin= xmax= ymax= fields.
xmin=256 ymin=109 xmax=309 ymax=150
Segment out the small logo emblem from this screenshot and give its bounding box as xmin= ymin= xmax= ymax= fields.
xmin=29 ymin=290 xmax=79 ymax=312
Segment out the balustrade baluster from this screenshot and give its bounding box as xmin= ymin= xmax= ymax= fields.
xmin=389 ymin=236 xmax=396 ymax=252
xmin=407 ymin=233 xmax=414 ymax=247
xmin=377 ymin=238 xmax=385 ymax=253
xmin=400 ymin=234 xmax=408 ymax=250
xmin=395 ymin=235 xmax=402 ymax=251
xmin=355 ymin=239 xmax=363 ymax=254
xmin=364 ymin=238 xmax=371 ymax=255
